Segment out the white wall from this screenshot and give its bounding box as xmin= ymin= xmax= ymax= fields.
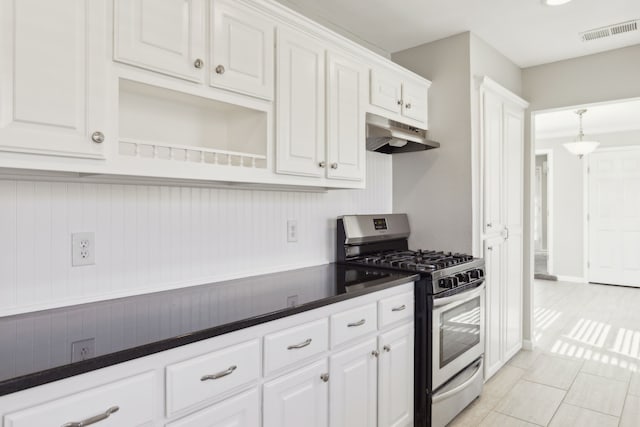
xmin=536 ymin=129 xmax=640 ymax=278
xmin=0 ymin=152 xmax=392 ymax=315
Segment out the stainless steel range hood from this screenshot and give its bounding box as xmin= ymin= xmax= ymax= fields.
xmin=366 ymin=113 xmax=440 ymax=154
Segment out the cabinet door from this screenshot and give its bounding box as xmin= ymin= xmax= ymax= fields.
xmin=114 ymin=0 xmax=205 ymax=82
xmin=401 ymin=79 xmax=428 ymax=124
xmin=370 ymin=68 xmax=402 ymax=114
xmin=329 ymin=338 xmax=377 ymax=427
xmin=503 ymin=104 xmax=524 ymax=360
xmin=484 ymin=237 xmax=504 ymax=380
xmin=378 ymin=324 xmax=414 ymax=427
xmin=276 ymin=27 xmax=325 ymax=177
xmin=210 ymin=0 xmax=274 ymax=100
xmin=263 ymin=359 xmax=328 ymax=427
xmin=166 ymin=388 xmax=259 ymax=427
xmin=0 ymin=0 xmax=107 ymax=159
xmin=326 ymin=51 xmax=366 ymax=181
xmin=482 ymin=89 xmax=504 ymax=236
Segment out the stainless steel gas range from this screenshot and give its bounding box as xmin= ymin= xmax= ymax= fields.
xmin=337 ymin=214 xmax=485 ymax=427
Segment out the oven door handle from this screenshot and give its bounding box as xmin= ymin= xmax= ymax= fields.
xmin=433 ymin=282 xmax=485 ymax=308
xmin=432 ymin=358 xmax=483 ymax=403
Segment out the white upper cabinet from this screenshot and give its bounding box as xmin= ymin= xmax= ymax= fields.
xmin=370 ymin=68 xmax=402 ymax=114
xmin=482 ymin=89 xmax=504 ymax=236
xmin=0 ymin=0 xmax=107 ymax=159
xmin=210 ymin=0 xmax=274 ymax=100
xmin=401 ymin=78 xmax=429 ymax=124
xmin=114 ymin=0 xmax=205 ymax=82
xmin=369 ymin=66 xmax=429 ymax=126
xmin=276 ymin=27 xmax=325 ymax=177
xmin=326 ymin=51 xmax=366 ymax=182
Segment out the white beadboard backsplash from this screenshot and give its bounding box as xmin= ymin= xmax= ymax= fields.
xmin=0 ymin=152 xmax=392 ymax=315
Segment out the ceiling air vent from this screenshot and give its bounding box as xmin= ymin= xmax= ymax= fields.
xmin=580 ymin=19 xmax=639 ymax=42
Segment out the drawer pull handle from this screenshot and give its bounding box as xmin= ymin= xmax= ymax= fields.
xmin=62 ymin=406 xmax=119 ymax=427
xmin=201 ymin=365 xmax=237 ymax=381
xmin=287 ymin=338 xmax=312 ymax=350
xmin=391 ymin=304 xmax=406 ymax=312
xmin=347 ymin=318 xmax=366 ymax=327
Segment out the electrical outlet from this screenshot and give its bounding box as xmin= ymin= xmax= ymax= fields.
xmin=71 ymin=338 xmax=95 ymax=363
xmin=72 ymin=232 xmax=95 ymax=266
xmin=287 ymin=220 xmax=298 ymax=242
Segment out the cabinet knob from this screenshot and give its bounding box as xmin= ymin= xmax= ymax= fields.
xmin=91 ymin=131 xmax=105 ymax=144
xmin=371 ymin=350 xmax=379 ymax=358
xmin=194 ymin=58 xmax=204 ymax=69
xmin=320 ymin=373 xmax=329 ymax=382
xmin=486 ymin=223 xmax=493 ymax=228
xmin=405 ymin=103 xmax=412 ymax=109
xmin=487 ymin=246 xmax=493 ymax=251
xmin=383 ymin=345 xmax=391 ymax=352
xmin=330 ymin=163 xmax=338 ymax=169
xmin=397 ymin=99 xmax=402 ymax=106
xmin=215 ymin=64 xmax=226 ymax=75
xmin=318 ymin=161 xmax=326 ymax=168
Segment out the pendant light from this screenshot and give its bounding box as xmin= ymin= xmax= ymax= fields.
xmin=563 ymin=109 xmax=600 ymax=158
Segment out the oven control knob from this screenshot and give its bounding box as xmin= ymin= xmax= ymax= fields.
xmin=443 ymin=277 xmax=458 ymax=288
xmin=469 ymin=269 xmax=483 ymax=279
xmin=456 ymin=273 xmax=468 ymax=283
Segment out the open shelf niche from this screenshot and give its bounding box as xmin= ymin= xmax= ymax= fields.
xmin=118 ymin=79 xmax=268 ymax=169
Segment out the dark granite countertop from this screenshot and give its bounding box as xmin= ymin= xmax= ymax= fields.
xmin=0 ymin=263 xmax=417 ymax=397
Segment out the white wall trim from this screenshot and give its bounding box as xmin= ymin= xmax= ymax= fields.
xmin=555 ymin=275 xmax=588 ymax=284
xmin=479 ymin=76 xmax=529 ymax=109
xmin=522 ymin=339 xmax=534 ymax=351
xmin=535 ymin=149 xmax=554 ymax=276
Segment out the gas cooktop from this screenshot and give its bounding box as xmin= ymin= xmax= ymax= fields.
xmin=351 ymin=250 xmax=476 ymax=272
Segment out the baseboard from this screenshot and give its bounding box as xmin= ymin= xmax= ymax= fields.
xmin=522 ymin=340 xmax=534 ymax=351
xmin=556 ymin=275 xmax=588 ymax=283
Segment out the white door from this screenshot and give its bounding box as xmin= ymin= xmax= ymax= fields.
xmin=401 ymin=79 xmax=429 ymax=124
xmin=329 ymin=338 xmax=377 ymax=427
xmin=484 ymin=236 xmax=504 ymax=380
xmin=482 ymin=90 xmax=504 ymax=237
xmin=378 ymin=324 xmax=414 ymax=427
xmin=166 ymin=388 xmax=259 ymax=427
xmin=114 ymin=0 xmax=205 ymax=82
xmin=276 ymin=27 xmax=326 ymax=177
xmin=502 ymin=104 xmax=524 ymax=360
xmin=263 ymin=359 xmax=329 ymax=427
xmin=210 ymin=0 xmax=274 ymax=100
xmin=326 ymin=51 xmax=366 ymax=182
xmin=0 ymin=0 xmax=107 ymax=159
xmin=589 ymin=148 xmax=640 ymax=287
xmin=370 ymin=68 xmax=402 ymax=115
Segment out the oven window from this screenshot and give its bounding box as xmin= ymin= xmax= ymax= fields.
xmin=440 ymin=297 xmax=481 ymax=368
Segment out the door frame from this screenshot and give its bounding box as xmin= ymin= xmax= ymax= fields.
xmin=585 ymin=145 xmax=640 ymax=284
xmin=534 ymin=149 xmax=554 ymax=275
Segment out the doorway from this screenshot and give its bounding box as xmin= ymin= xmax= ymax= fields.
xmin=533 ymin=150 xmax=553 ymax=279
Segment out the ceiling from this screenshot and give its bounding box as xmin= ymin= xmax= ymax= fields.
xmin=535 ymin=99 xmax=640 ymax=139
xmin=275 ymin=0 xmax=640 ymax=67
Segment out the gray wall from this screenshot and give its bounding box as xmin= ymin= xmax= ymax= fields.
xmin=391 ymin=33 xmax=473 ymax=253
xmin=536 ymin=129 xmax=640 ymax=278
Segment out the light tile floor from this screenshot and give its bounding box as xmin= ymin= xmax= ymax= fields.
xmin=449 ymin=279 xmax=640 ymax=427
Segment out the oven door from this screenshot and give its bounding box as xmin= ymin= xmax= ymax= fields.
xmin=432 ymin=283 xmax=485 ymax=390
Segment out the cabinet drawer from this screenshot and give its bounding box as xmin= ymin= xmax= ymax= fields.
xmin=264 ymin=318 xmax=328 ymax=376
xmin=166 ymin=387 xmax=259 ymax=427
xmin=166 ymin=339 xmax=260 ymax=416
xmin=4 ymin=372 xmax=155 ymax=427
xmin=378 ymin=291 xmax=414 ymax=328
xmin=330 ymin=303 xmax=377 ymax=348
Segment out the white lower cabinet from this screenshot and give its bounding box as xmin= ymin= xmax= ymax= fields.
xmin=166 ymin=387 xmax=260 ymax=427
xmin=378 ymin=324 xmax=414 ymax=427
xmin=4 ymin=372 xmax=156 ymax=427
xmin=263 ymin=358 xmax=329 ymax=427
xmin=329 ymin=338 xmax=378 ymax=427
